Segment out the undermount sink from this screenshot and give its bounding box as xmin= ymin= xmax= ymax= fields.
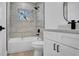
xmin=58 ymin=23 xmax=79 ymax=30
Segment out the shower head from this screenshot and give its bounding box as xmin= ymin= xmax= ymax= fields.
xmin=34 ymin=6 xmax=39 ymax=10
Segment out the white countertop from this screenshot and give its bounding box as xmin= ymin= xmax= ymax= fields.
xmin=45 ymin=29 xmax=79 ymax=34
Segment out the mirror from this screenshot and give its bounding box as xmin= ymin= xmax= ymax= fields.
xmin=63 ymin=2 xmax=79 ymax=23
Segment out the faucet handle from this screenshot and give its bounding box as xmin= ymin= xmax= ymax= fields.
xmin=68 ymin=20 xmax=76 ymax=24
xmin=68 ymin=22 xmax=71 ymax=24
xmin=77 ymin=20 xmax=79 ymax=23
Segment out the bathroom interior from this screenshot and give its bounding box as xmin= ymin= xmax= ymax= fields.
xmin=7 ymin=2 xmax=44 ymax=56
xmin=1 ymin=2 xmax=79 ymax=56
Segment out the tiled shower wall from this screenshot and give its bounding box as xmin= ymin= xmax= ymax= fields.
xmin=9 ymin=2 xmax=37 ymax=38
xmin=9 ymin=2 xmax=44 ymax=39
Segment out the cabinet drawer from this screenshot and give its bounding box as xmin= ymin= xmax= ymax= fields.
xmin=44 ymin=39 xmax=79 ymax=56
xmin=61 ymin=33 xmax=79 ymax=49
xmin=56 ymin=41 xmax=79 ymax=56
xmin=44 ymin=31 xmax=79 ymax=49
xmin=44 ymin=31 xmax=62 ymax=42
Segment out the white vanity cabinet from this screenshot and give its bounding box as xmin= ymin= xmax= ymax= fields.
xmin=44 ymin=39 xmax=79 ymax=56
xmin=44 ymin=2 xmax=79 ymax=56
xmin=44 ymin=31 xmax=79 ymax=56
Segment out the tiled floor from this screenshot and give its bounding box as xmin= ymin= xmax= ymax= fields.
xmin=8 ymin=50 xmax=33 ymax=56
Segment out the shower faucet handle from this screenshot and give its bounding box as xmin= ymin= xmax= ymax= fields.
xmin=0 ymin=26 xmax=5 ymax=31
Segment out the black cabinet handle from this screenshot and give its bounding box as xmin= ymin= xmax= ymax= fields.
xmin=57 ymin=45 xmax=60 ymax=52
xmin=0 ymin=26 xmax=5 ymax=31
xmin=53 ymin=43 xmax=56 ymax=50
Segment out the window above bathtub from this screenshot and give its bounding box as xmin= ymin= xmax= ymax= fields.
xmin=18 ymin=8 xmax=31 ymax=21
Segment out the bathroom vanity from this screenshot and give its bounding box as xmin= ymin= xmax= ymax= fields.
xmin=44 ymin=30 xmax=79 ymax=56
xmin=44 ymin=2 xmax=79 ymax=56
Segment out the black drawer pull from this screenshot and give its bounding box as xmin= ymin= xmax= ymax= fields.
xmin=54 ymin=43 xmax=56 ymax=50
xmin=57 ymin=45 xmax=60 ymax=52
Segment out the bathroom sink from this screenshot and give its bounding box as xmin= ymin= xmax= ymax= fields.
xmin=45 ymin=23 xmax=79 ymax=34
xmin=58 ymin=23 xmax=79 ymax=30
xmin=51 ymin=24 xmax=79 ymax=34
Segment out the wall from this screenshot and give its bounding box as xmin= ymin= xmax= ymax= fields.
xmin=36 ymin=2 xmax=44 ymax=39
xmin=0 ymin=2 xmax=7 ymax=56
xmin=9 ymin=2 xmax=37 ymax=38
xmin=45 ymin=2 xmax=67 ymax=29
xmin=68 ymin=2 xmax=79 ymax=21
xmin=9 ymin=2 xmax=44 ymax=39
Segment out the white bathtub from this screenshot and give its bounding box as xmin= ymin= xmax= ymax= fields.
xmin=8 ymin=37 xmax=39 ymax=53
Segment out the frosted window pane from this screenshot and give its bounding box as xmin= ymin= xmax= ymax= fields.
xmin=18 ymin=9 xmax=30 ymax=21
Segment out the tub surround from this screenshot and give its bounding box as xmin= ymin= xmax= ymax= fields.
xmin=8 ymin=37 xmax=37 ymax=53
xmin=8 ymin=37 xmax=42 ymax=53
xmin=9 ymin=2 xmax=44 ymax=40
xmin=9 ymin=2 xmax=36 ymax=38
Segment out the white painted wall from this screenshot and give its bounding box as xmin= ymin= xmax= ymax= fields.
xmin=45 ymin=2 xmax=66 ymax=29
xmin=45 ymin=2 xmax=79 ymax=29
xmin=0 ymin=2 xmax=6 ymax=56
xmin=68 ymin=2 xmax=79 ymax=21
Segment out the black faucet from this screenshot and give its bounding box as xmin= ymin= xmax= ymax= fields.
xmin=36 ymin=29 xmax=40 ymax=36
xmin=37 ymin=29 xmax=40 ymax=33
xmin=71 ymin=20 xmax=76 ymax=29
xmin=68 ymin=20 xmax=79 ymax=29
